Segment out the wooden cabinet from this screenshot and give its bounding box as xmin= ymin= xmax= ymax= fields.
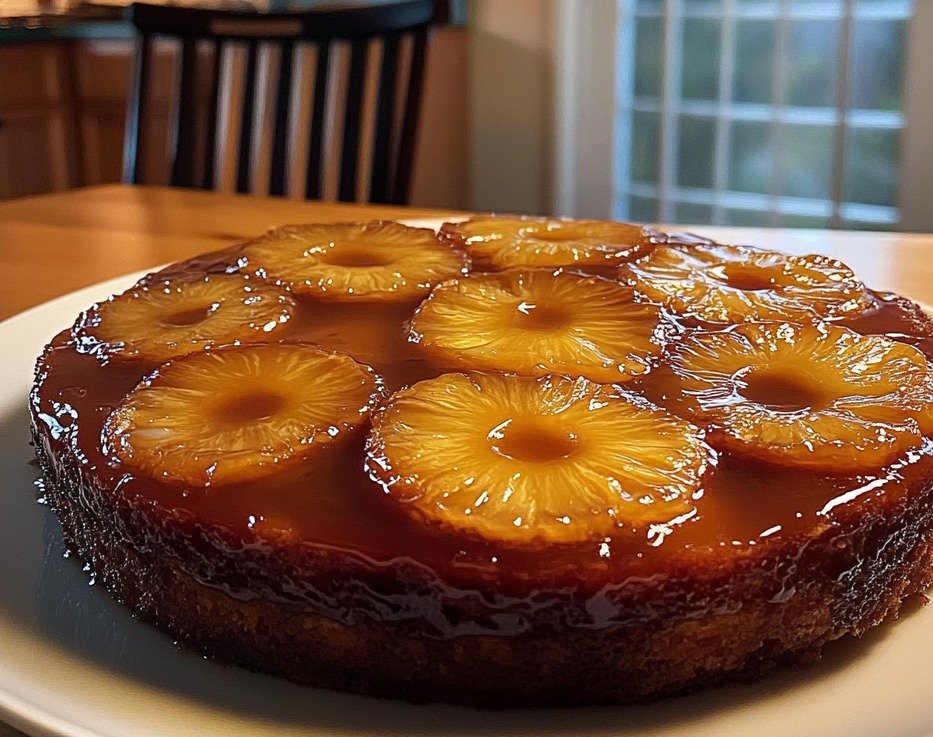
xmin=0 ymin=110 xmax=72 ymax=199
xmin=78 ymin=105 xmax=126 ymax=186
xmin=0 ymin=43 xmax=80 ymax=199
xmin=75 ymin=39 xmax=178 ymax=186
xmin=74 ymin=39 xmax=132 ymax=186
xmin=0 ymin=39 xmax=176 ymax=199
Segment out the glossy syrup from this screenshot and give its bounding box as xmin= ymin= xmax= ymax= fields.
xmin=32 ymin=251 xmax=933 ymax=607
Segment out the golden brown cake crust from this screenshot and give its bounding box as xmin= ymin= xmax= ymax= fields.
xmin=28 ymin=234 xmax=933 ymax=707
xmin=32 ymin=411 xmax=933 ymax=706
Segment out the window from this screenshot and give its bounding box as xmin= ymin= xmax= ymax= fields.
xmin=611 ymin=0 xmax=913 ymax=228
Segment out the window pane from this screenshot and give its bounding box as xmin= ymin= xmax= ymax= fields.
xmin=781 ymin=124 xmax=834 ymax=199
xmin=724 ymin=208 xmax=771 ymax=226
xmin=674 ymin=202 xmax=714 ymax=223
xmin=853 ymin=0 xmax=911 ymax=12
xmin=635 ymin=0 xmax=662 ymax=12
xmin=850 ymin=19 xmax=906 ymax=111
xmin=631 ymin=111 xmax=661 ymax=183
xmin=733 ymin=21 xmax=775 ymax=104
xmin=729 ymin=120 xmax=772 ymax=194
xmin=789 ymin=0 xmax=842 ymax=11
xmin=629 ymin=196 xmax=659 ymax=223
xmin=634 ymin=16 xmax=663 ymax=98
xmin=615 ymin=0 xmax=911 ymax=233
xmin=682 ymin=18 xmax=721 ymax=100
xmin=678 ymin=115 xmax=716 ymax=188
xmin=786 ymin=20 xmax=839 ymax=107
xmin=684 ymin=0 xmax=723 ymax=11
xmin=844 ymin=127 xmax=900 ymax=206
xmin=777 ymin=214 xmax=830 ymax=228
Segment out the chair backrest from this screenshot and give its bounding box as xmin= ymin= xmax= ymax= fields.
xmin=122 ymin=0 xmax=435 ymax=205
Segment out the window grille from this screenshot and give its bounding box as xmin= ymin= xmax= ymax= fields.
xmin=613 ymin=0 xmax=912 ymax=229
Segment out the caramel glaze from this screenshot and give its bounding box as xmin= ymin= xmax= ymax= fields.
xmin=31 ymin=245 xmax=933 ymax=639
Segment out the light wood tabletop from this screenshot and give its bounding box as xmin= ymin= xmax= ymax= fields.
xmin=0 ymin=184 xmax=932 ymax=322
xmin=0 ymin=185 xmax=462 ymax=320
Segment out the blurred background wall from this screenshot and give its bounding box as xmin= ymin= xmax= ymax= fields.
xmin=468 ymin=0 xmax=552 ymax=215
xmin=0 ymin=0 xmax=929 ymax=230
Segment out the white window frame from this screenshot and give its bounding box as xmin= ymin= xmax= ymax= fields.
xmin=553 ymin=0 xmax=619 ymax=219
xmin=552 ymin=0 xmax=933 ymax=231
xmin=899 ymin=1 xmax=933 ymax=231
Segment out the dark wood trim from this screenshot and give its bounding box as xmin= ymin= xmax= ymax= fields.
xmin=201 ymin=40 xmax=223 ymax=190
xmin=170 ymin=38 xmax=199 ymax=187
xmin=235 ymin=40 xmax=258 ymax=194
xmin=122 ymin=34 xmax=151 ymax=184
xmin=338 ymin=39 xmax=368 ymax=202
xmin=269 ymin=41 xmax=295 ymax=197
xmin=369 ymin=33 xmax=400 ymax=204
xmin=127 ymin=1 xmax=433 ymax=41
xmin=305 ymin=40 xmax=331 ymax=201
xmin=394 ymin=28 xmax=428 ymax=204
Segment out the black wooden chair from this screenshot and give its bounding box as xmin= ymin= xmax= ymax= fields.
xmin=121 ymin=0 xmax=435 ymax=204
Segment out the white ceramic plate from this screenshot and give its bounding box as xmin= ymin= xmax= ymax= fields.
xmin=2 ymin=222 xmax=932 ymax=737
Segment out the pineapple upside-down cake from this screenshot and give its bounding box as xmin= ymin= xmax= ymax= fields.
xmin=31 ymin=217 xmax=933 ymax=706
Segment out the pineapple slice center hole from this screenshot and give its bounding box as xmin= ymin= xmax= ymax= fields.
xmin=710 ymin=263 xmax=782 ymax=292
xmin=739 ymin=369 xmax=829 ymax=412
xmin=161 ymin=305 xmax=214 ymax=327
xmin=514 ymin=301 xmax=573 ymax=331
xmin=213 ymin=390 xmax=287 ymax=425
xmin=322 ymin=247 xmax=395 ymax=268
xmin=488 ymin=417 xmax=578 ymax=463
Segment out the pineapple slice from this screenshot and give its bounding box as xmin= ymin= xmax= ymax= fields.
xmin=440 ymin=215 xmax=662 ymax=271
xmin=240 ymin=221 xmax=466 ymax=302
xmin=75 ymin=273 xmax=294 ymax=363
xmin=621 ymin=243 xmax=868 ymax=323
xmin=104 ymin=344 xmax=383 ymax=486
xmin=366 ymin=372 xmax=712 ymax=543
xmin=409 ymin=270 xmax=668 ymax=383
xmin=668 ymin=321 xmax=933 ymax=472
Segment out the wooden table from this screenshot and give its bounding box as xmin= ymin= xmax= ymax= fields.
xmin=1 ymin=184 xmax=932 ymax=322
xmin=0 ymin=185 xmax=930 ymax=737
xmin=0 ymin=185 xmax=461 ymax=319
